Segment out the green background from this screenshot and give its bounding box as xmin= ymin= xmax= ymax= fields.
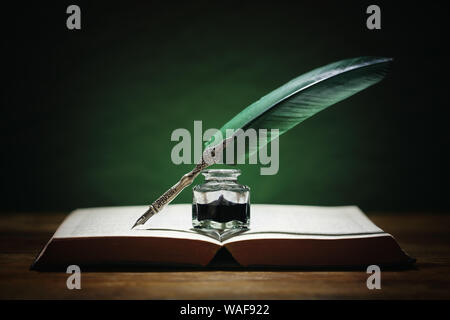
xmin=3 ymin=1 xmax=449 ymax=212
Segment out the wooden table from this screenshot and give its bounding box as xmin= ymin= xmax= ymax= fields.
xmin=0 ymin=212 xmax=449 ymax=299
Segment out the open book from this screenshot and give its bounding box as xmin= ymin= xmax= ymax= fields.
xmin=31 ymin=204 xmax=414 ymax=270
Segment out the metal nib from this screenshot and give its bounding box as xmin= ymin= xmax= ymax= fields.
xmin=131 ymin=206 xmax=157 ymax=229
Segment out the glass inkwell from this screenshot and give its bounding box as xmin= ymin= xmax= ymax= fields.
xmin=192 ymin=169 xmax=250 ymax=232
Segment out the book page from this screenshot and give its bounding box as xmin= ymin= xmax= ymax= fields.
xmin=53 ymin=204 xmax=383 ymax=244
xmin=53 ymin=205 xmax=221 ymax=245
xmin=223 ymin=204 xmax=385 ymax=244
xmin=249 ymin=204 xmax=383 ymax=235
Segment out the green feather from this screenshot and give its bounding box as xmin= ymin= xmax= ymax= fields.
xmin=132 ymin=56 xmax=393 ymax=226
xmin=205 ymin=56 xmax=392 ymax=158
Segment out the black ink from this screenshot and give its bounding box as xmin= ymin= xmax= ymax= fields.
xmin=193 ymin=195 xmax=249 ymax=223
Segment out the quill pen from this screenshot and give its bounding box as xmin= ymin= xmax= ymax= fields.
xmin=132 ymin=56 xmax=392 ymax=228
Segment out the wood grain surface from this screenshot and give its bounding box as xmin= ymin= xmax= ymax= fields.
xmin=0 ymin=212 xmax=449 ymax=299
